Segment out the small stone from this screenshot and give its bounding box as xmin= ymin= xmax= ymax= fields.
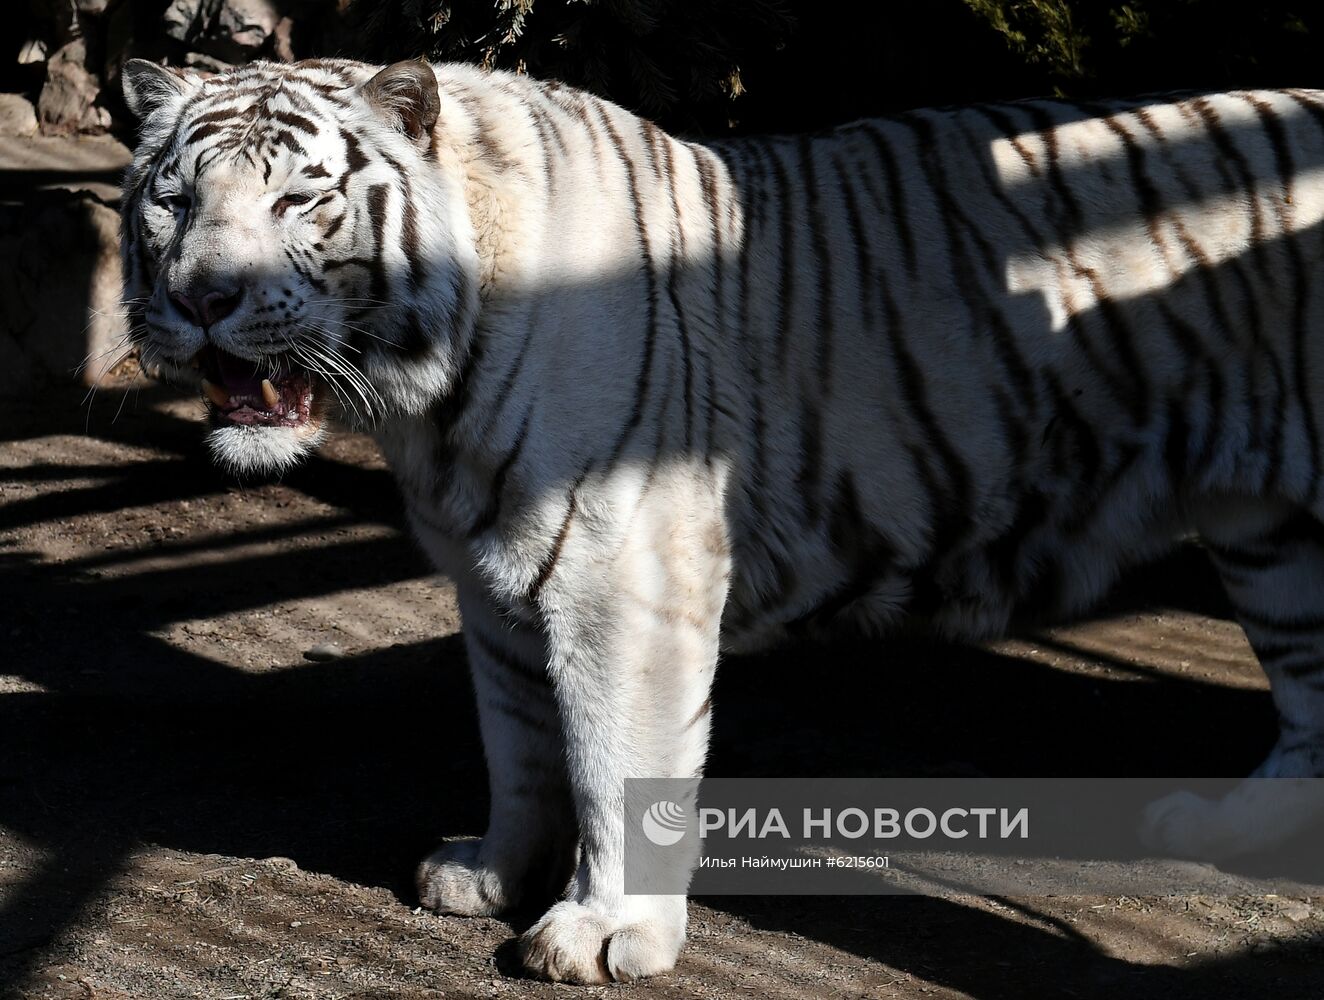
xmin=17 ymin=40 xmax=47 ymax=65
xmin=184 ymin=52 xmax=234 ymax=75
xmin=303 ymin=642 xmax=343 ymax=662
xmin=1281 ymin=900 xmax=1312 ymax=922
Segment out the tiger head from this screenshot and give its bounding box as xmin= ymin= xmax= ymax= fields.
xmin=120 ymin=58 xmax=480 ymax=475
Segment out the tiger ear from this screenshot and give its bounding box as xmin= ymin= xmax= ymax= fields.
xmin=362 ymin=60 xmax=440 ymax=145
xmin=121 ymin=59 xmax=197 ymax=120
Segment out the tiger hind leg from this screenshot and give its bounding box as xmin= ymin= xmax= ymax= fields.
xmin=1141 ymin=496 xmax=1324 ymax=859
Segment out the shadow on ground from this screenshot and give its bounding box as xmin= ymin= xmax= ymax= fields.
xmin=0 ymin=386 xmax=1319 ymax=999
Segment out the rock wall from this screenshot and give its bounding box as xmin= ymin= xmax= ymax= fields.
xmin=9 ymin=0 xmax=350 ymax=139
xmin=1 ymin=0 xmax=350 ymax=393
xmin=0 ymin=188 xmax=125 ymax=393
xmin=0 ymin=131 xmax=132 ymax=392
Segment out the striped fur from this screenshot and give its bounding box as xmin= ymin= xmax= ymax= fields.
xmin=123 ymin=58 xmax=1324 ymax=982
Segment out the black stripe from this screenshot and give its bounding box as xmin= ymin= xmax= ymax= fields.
xmin=270 ymin=109 xmax=320 ymax=135
xmin=877 ymin=267 xmax=973 ymax=554
xmin=527 ymin=485 xmax=579 ymax=603
xmin=900 ymin=112 xmax=1039 ymax=414
xmin=1187 ymin=96 xmax=1271 ymax=280
xmin=654 ymin=126 xmax=696 ymax=451
xmin=735 ymin=141 xmax=774 ymax=538
xmin=988 ymin=102 xmax=1147 ymax=424
xmin=799 ymin=134 xmax=835 ymax=393
xmin=467 ymin=408 xmax=534 ymax=537
xmin=856 ymin=122 xmax=918 ymax=277
xmin=468 ymin=625 xmax=552 ymax=690
xmin=760 ymin=139 xmax=798 ymax=371
xmin=696 ymin=149 xmax=726 ymax=461
xmin=481 ymin=320 xmax=537 ymax=433
xmin=1061 ymin=443 xmax=1142 ymax=537
xmin=284 ymin=248 xmax=328 ymax=293
xmin=322 ymin=210 xmax=346 ymax=241
xmin=187 ymin=107 xmax=244 ymax=128
xmin=431 ymin=316 xmax=483 ymax=430
xmin=1130 ymin=104 xmax=1279 ymax=476
xmin=483 ymin=696 xmax=553 ymax=732
xmin=383 ymin=153 xmax=427 ymax=292
xmin=1043 ymin=372 xmax=1101 ymax=504
xmin=833 ymin=154 xmax=875 ymax=331
xmin=341 ymin=129 xmax=369 ymax=177
xmin=1193 ymin=359 xmax=1227 ymax=476
xmin=184 ymin=121 xmax=229 ymax=146
xmin=794 ymin=469 xmax=898 ymax=626
xmin=596 ymin=103 xmax=662 ymax=466
xmin=365 ymin=183 xmax=390 ymax=303
xmin=1264 ymin=93 xmax=1321 ymax=504
xmin=795 ymin=397 xmax=824 ymax=524
xmin=269 ymin=130 xmax=307 ymax=157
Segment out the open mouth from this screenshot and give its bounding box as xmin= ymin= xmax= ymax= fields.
xmin=194 ymin=345 xmax=322 ymax=433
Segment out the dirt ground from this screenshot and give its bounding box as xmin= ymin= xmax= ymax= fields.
xmin=1 ymin=380 xmax=1322 ymax=1000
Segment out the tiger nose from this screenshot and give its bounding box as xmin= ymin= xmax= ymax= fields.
xmin=170 ymin=287 xmax=244 ymax=329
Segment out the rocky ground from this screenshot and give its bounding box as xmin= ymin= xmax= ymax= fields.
xmin=0 ymin=382 xmax=1322 ymax=999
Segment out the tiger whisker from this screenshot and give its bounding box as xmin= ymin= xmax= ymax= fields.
xmin=297 ymin=328 xmax=387 ymax=415
xmin=289 ymin=341 xmax=359 ymax=422
xmin=305 ymin=342 xmax=383 ymax=422
xmin=310 ymin=316 xmax=396 ymax=347
xmin=293 ymin=335 xmax=378 ymax=424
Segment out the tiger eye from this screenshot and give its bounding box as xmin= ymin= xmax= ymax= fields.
xmin=274 ymin=192 xmax=317 ymax=216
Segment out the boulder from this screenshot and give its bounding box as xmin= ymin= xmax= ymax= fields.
xmin=162 ymin=0 xmax=219 ymax=44
xmin=0 ymin=96 xmax=40 ymax=137
xmin=216 ymin=0 xmax=281 ymax=53
xmin=164 ymin=0 xmax=280 ymax=60
xmin=37 ymin=39 xmax=111 ymax=134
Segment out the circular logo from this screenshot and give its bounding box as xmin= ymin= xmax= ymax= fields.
xmin=641 ymin=800 xmax=687 ymax=846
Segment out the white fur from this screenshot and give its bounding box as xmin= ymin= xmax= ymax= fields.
xmin=123 ymin=66 xmax=1324 ymax=983
xmin=205 ymin=423 xmax=327 ymax=476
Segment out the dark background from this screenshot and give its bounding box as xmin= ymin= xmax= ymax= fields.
xmin=9 ymin=0 xmax=1324 ymax=138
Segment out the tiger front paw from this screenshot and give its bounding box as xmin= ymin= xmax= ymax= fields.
xmin=518 ymin=898 xmax=685 ymax=984
xmin=1138 ymin=790 xmax=1224 ymax=860
xmin=416 ymin=837 xmax=519 ymax=917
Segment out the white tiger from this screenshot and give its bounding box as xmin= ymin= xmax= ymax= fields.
xmin=119 ymin=55 xmax=1324 ymax=982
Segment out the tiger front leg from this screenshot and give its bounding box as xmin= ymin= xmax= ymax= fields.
xmin=417 ymin=585 xmax=577 ymax=917
xmin=516 ymin=471 xmax=729 ymax=984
